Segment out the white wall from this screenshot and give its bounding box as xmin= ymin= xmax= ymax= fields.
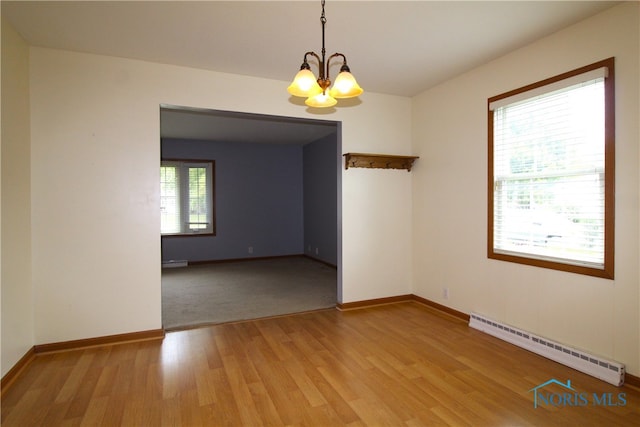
xmin=27 ymin=47 xmax=413 ymax=345
xmin=412 ymin=2 xmax=639 ymax=375
xmin=1 ymin=16 xmax=34 ymax=377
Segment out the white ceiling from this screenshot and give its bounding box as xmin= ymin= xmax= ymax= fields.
xmin=160 ymin=106 xmax=339 ymax=145
xmin=3 ymin=0 xmax=617 ymax=144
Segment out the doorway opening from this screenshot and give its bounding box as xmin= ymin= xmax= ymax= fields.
xmin=160 ymin=105 xmax=342 ymax=330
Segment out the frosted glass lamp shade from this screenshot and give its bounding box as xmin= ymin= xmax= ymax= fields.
xmin=305 ymin=92 xmax=338 ymax=108
xmin=329 ymin=71 xmax=363 ymax=98
xmin=287 ymin=69 xmax=323 ymax=97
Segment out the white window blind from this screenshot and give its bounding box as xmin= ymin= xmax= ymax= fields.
xmin=492 ymin=74 xmax=606 ymax=268
xmin=161 ymin=161 xmax=214 ymax=235
xmin=160 ymin=164 xmax=181 ymax=234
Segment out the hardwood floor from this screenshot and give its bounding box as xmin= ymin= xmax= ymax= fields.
xmin=2 ymin=302 xmax=639 ymax=426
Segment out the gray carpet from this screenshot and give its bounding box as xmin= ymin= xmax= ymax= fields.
xmin=161 ymin=256 xmax=337 ymax=330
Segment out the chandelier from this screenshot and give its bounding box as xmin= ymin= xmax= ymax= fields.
xmin=287 ymin=0 xmax=363 ymax=108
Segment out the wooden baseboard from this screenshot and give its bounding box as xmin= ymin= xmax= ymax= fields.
xmin=336 ymin=294 xmax=468 ymax=323
xmin=625 ymin=372 xmax=640 ymax=389
xmin=33 ymin=329 xmax=165 ymax=354
xmin=337 ymin=294 xmax=413 ymax=310
xmin=1 ymin=347 xmax=36 ymax=398
xmin=410 ymin=294 xmax=470 ymax=322
xmin=187 ymin=254 xmax=307 ymax=266
xmin=186 ymin=254 xmax=338 ymax=269
xmin=302 ymin=254 xmax=337 ymax=269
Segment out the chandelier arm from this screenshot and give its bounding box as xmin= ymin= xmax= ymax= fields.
xmin=325 ymin=53 xmax=347 ymax=82
xmin=303 ymin=51 xmax=325 ymax=86
xmin=303 ymin=51 xmax=321 ymax=65
xmin=328 ymin=53 xmax=346 ymax=63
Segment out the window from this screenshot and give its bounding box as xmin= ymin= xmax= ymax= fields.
xmin=488 ymin=58 xmax=614 ymax=279
xmin=161 ymin=160 xmax=215 ymax=236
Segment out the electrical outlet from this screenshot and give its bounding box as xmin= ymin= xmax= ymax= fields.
xmin=443 ymin=288 xmax=449 ymax=300
xmin=315 ymin=247 xmax=319 ymax=255
xmin=248 ymin=246 xmax=253 ymax=254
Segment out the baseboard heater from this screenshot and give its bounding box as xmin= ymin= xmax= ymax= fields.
xmin=469 ymin=312 xmax=625 ymax=386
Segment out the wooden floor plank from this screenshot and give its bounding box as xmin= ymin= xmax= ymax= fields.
xmin=3 ymin=302 xmax=640 ymax=426
xmin=78 ymin=395 xmax=108 ymax=426
xmin=282 ymin=358 xmax=328 ymax=408
xmin=220 ymin=354 xmax=264 ymax=426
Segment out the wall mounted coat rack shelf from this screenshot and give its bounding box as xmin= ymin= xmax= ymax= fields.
xmin=343 ymin=153 xmax=419 ymax=172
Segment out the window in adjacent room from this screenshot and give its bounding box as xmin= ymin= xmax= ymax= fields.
xmin=488 ymin=58 xmax=614 ymax=279
xmin=161 ymin=160 xmax=215 ymax=236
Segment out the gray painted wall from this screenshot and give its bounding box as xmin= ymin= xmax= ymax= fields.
xmin=303 ymin=134 xmax=338 ymax=266
xmin=161 ymin=138 xmax=304 ymax=262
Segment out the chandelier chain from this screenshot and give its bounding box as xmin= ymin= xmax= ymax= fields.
xmin=320 ymin=0 xmax=327 ymax=69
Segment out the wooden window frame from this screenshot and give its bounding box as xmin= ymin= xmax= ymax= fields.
xmin=487 ymin=58 xmax=615 ymax=279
